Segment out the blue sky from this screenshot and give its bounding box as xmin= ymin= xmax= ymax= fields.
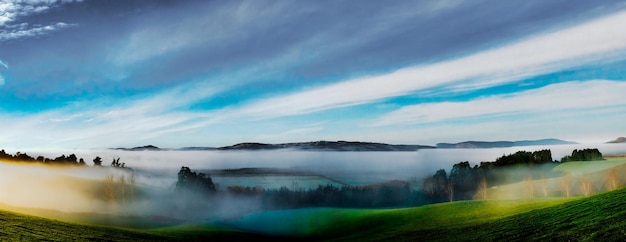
xmin=1 ymin=0 xmax=626 ymax=149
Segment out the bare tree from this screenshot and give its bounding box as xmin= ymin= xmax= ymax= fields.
xmin=476 ymin=177 xmax=488 ymax=200
xmin=129 ymin=173 xmax=136 ymax=202
xmin=607 ymin=168 xmax=618 ymax=191
xmin=524 ymin=174 xmax=534 ymax=199
xmin=580 ymin=177 xmax=593 ymax=196
xmin=540 ymin=173 xmax=548 ymax=198
xmin=561 ymin=173 xmax=572 ymax=198
xmin=103 ymin=174 xmax=116 ymax=206
xmin=447 ymin=180 xmax=454 ymax=202
xmin=118 ymin=174 xmax=126 ymax=207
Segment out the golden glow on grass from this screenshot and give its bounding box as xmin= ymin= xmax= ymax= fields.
xmin=0 ymin=160 xmax=126 ymax=213
xmin=487 ymin=157 xmax=626 ymax=200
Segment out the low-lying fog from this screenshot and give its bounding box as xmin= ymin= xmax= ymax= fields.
xmin=0 ymin=143 xmax=624 ymax=225
xmin=14 ymin=144 xmax=626 ymax=185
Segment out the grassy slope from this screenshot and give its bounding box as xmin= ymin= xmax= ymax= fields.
xmin=380 ymin=187 xmax=626 ymax=242
xmin=554 ymin=157 xmax=626 ymax=175
xmin=227 ymin=199 xmax=572 ymax=238
xmin=2 ymin=188 xmax=625 ymax=241
xmin=280 ymin=188 xmax=625 ymax=241
xmin=0 ymin=208 xmax=166 ymax=241
xmin=4 ymin=188 xmax=624 ymax=241
xmin=0 ymin=208 xmax=276 ymax=241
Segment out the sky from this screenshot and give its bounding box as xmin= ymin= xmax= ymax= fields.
xmin=1 ymin=0 xmax=626 ymax=149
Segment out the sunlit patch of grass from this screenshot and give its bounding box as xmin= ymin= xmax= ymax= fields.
xmin=554 ymin=157 xmax=626 ymax=175
xmin=321 ymin=187 xmax=626 ymax=241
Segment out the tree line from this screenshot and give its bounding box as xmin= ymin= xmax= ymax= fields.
xmin=174 ymin=166 xmax=419 ymax=209
xmin=422 ymin=148 xmax=605 ymax=202
xmin=0 ymin=149 xmax=87 ymax=165
xmin=0 ymin=149 xmax=130 ymax=168
xmin=171 ymin=149 xmax=603 ymax=209
xmin=172 ymin=148 xmax=606 ymax=209
xmin=560 ymin=148 xmax=604 ymax=162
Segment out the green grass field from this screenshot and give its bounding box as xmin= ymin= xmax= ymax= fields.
xmin=2 ymin=187 xmax=625 ymax=241
xmin=554 ymin=157 xmax=626 ymax=175
xmin=0 ymin=208 xmax=165 ymax=241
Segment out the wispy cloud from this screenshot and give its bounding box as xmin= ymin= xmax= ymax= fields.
xmin=0 ymin=82 xmax=220 ymax=148
xmin=0 ymin=0 xmax=79 ymax=41
xmin=0 ymin=0 xmax=79 ymax=25
xmin=0 ymin=59 xmax=7 ymax=69
xmin=372 ymin=80 xmax=626 ymax=126
xmin=236 ymin=10 xmax=626 ymax=119
xmin=0 ymin=22 xmax=74 ymax=41
xmin=0 ymin=59 xmax=6 ymax=85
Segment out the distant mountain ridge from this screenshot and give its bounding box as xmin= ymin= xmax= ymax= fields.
xmin=113 ymin=141 xmax=435 ymax=152
xmin=217 ymin=141 xmax=434 ymax=151
xmin=113 ymin=145 xmax=163 ymax=151
xmin=436 ymin=138 xmax=577 ymax=149
xmin=607 ymin=137 xmax=626 ymax=143
xmin=113 ymin=138 xmax=578 ymax=151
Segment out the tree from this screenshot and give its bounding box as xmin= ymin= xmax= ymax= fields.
xmin=118 ymin=174 xmax=127 ymax=207
xmin=579 ymin=177 xmax=593 ymax=196
xmin=540 ymin=173 xmax=548 ymax=197
xmin=561 ymin=148 xmax=604 ymax=162
xmin=128 ymin=173 xmax=136 ymax=202
xmin=103 ymin=174 xmax=116 ymax=205
xmin=475 ymin=177 xmax=488 ymax=200
xmin=606 ymin=168 xmax=618 ymax=191
xmin=524 ymin=174 xmax=534 ymax=199
xmin=176 ymin=166 xmax=216 ymax=193
xmin=422 ymin=169 xmax=451 ymax=203
xmin=561 ymin=173 xmax=572 ymax=198
xmin=111 ymin=158 xmax=125 ymax=168
xmin=93 ymin=156 xmax=103 ymax=167
xmin=450 ymin=161 xmax=478 ymax=200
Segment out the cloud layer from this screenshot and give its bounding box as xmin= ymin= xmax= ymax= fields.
xmin=1 ymin=1 xmax=626 ymax=148
xmin=236 ymin=10 xmax=626 ymax=119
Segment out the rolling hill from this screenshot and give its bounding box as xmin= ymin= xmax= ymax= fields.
xmin=607 ymin=137 xmax=626 ymax=143
xmin=113 ymin=141 xmax=435 ymax=152
xmin=436 ymin=138 xmax=577 ymax=148
xmin=2 ymin=187 xmax=625 ymax=241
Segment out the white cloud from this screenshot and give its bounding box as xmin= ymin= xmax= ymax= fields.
xmin=0 ymin=0 xmax=68 ymax=26
xmin=372 ymin=80 xmax=626 ymax=126
xmin=0 ymin=81 xmax=220 ymax=149
xmin=0 ymin=0 xmax=79 ymax=41
xmin=235 ymin=10 xmax=626 ymax=119
xmin=0 ymin=22 xmax=74 ymax=41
